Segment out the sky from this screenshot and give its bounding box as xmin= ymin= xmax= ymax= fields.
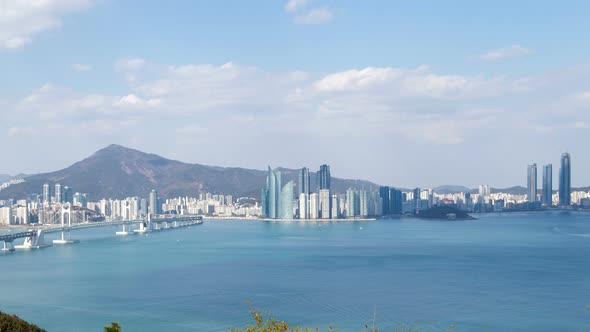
xmin=1 ymin=0 xmax=590 ymax=188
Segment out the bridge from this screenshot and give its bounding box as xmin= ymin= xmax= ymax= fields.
xmin=1 ymin=211 xmax=203 ymax=252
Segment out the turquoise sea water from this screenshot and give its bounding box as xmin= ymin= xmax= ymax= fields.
xmin=1 ymin=212 xmax=590 ymax=331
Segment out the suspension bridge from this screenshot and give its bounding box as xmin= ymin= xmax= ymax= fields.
xmin=0 ymin=204 xmax=203 ymax=252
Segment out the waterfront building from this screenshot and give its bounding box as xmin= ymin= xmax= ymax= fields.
xmin=262 ymin=166 xmax=281 ymax=218
xmin=331 ymin=195 xmax=340 ymax=219
xmin=527 ymin=163 xmax=538 ymax=203
xmin=345 ymin=188 xmax=360 ymax=218
xmin=317 ymin=164 xmax=331 ymax=191
xmin=299 ymin=193 xmax=309 ymax=219
xmin=55 ymin=183 xmax=62 ymax=203
xmin=319 ymin=189 xmax=331 ymax=219
xmin=542 ymin=164 xmax=553 ymax=206
xmin=559 ymin=153 xmax=571 ymax=206
xmin=43 ymin=183 xmax=50 ymax=206
xmin=359 ymin=190 xmax=368 ymax=217
xmin=279 ymin=181 xmax=294 ymax=219
xmin=379 ymin=186 xmax=390 ymax=214
xmin=298 ymin=167 xmax=310 ymax=196
xmin=390 ymin=189 xmax=402 ymax=214
xmin=309 ymin=193 xmax=319 ymax=219
xmin=413 ymin=188 xmax=421 ymax=213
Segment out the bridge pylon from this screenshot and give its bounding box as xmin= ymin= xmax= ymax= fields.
xmin=15 ymin=230 xmax=52 ymax=249
xmin=54 ymin=204 xmax=80 ymax=244
xmin=2 ymin=241 xmax=15 ymax=252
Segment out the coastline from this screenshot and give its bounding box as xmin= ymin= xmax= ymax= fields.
xmin=205 ymin=216 xmax=376 ymax=222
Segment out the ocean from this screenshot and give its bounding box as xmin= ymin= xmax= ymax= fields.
xmin=1 ymin=212 xmax=589 ymax=331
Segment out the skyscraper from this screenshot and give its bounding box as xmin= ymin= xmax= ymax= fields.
xmin=64 ymin=186 xmax=74 ymax=204
xmin=390 ymin=188 xmax=402 ymax=214
xmin=149 ymin=189 xmax=159 ymax=215
xmin=542 ymin=164 xmax=553 ymax=206
xmin=559 ymin=152 xmax=571 ymax=206
xmin=55 ymin=183 xmax=62 ymax=203
xmin=413 ymin=188 xmax=421 ymax=213
xmin=261 ymin=166 xmax=281 ymax=218
xmin=309 ymin=193 xmax=319 ymax=219
xmin=261 ymin=166 xmax=294 ymax=219
xmin=279 ymin=181 xmax=294 ymax=219
xmin=317 ymin=164 xmax=331 ymax=191
xmin=319 ymin=189 xmax=331 ymax=219
xmin=43 ymin=183 xmax=50 ymax=206
xmin=298 ymin=167 xmax=310 ymax=196
xmin=331 ymin=195 xmax=340 ymax=219
xmin=298 ymin=193 xmax=309 ymax=219
xmin=527 ymin=163 xmax=538 ymax=203
xmin=379 ymin=186 xmax=390 ymax=215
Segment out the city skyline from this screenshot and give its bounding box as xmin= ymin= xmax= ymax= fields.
xmin=1 ymin=2 xmax=590 ymax=188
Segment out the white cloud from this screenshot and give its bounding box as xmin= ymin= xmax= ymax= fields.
xmin=294 ymin=7 xmax=334 ymax=24
xmin=285 ymin=0 xmax=307 ymax=13
xmin=72 ymin=63 xmax=92 ymax=71
xmin=115 ymin=58 xmax=146 ymax=71
xmin=477 ymin=45 xmax=532 ymax=61
xmin=0 ymin=0 xmax=92 ymax=49
xmin=6 ymin=59 xmax=590 ymax=187
xmin=113 ymin=94 xmax=161 ymax=108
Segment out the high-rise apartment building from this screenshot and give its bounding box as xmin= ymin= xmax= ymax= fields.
xmin=149 ymin=189 xmax=159 ymax=215
xmin=331 ymin=195 xmax=340 ymax=219
xmin=542 ymin=164 xmax=553 ymax=206
xmin=43 ymin=183 xmax=50 ymax=206
xmin=559 ymin=153 xmax=571 ymax=206
xmin=299 ymin=193 xmax=309 ymax=219
xmin=319 ymin=189 xmax=331 ymax=219
xmin=527 ymin=163 xmax=538 ymax=203
xmin=55 ymin=183 xmax=62 ymax=203
xmin=309 ymin=193 xmax=319 ymax=219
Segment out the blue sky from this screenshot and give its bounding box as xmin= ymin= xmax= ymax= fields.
xmin=1 ymin=0 xmax=590 ymax=188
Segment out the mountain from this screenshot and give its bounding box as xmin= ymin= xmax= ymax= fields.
xmin=0 ymin=174 xmax=28 ymax=183
xmin=0 ymin=144 xmax=379 ymax=200
xmin=433 ymin=185 xmax=472 ymax=194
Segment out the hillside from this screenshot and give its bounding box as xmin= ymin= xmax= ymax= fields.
xmin=0 ymin=145 xmax=379 ymax=200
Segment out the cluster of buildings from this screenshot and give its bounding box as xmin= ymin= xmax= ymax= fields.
xmin=0 ymin=152 xmax=587 ymax=225
xmin=260 ymin=152 xmax=586 ymax=220
xmin=526 ymin=152 xmax=572 ymax=207
xmin=0 ymin=184 xmax=260 ymax=225
xmin=261 ymin=165 xmax=409 ymax=220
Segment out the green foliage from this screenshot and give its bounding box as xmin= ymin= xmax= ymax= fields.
xmin=104 ymin=322 xmax=122 ymax=332
xmin=229 ymin=305 xmax=332 ymax=332
xmin=0 ymin=311 xmax=46 ymax=332
xmin=229 ymin=305 xmax=456 ymax=332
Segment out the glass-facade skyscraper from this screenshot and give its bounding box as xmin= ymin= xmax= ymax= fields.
xmin=298 ymin=167 xmax=310 ymax=196
xmin=527 ymin=163 xmax=537 ymax=203
xmin=317 ymin=164 xmax=331 ymax=191
xmin=542 ymin=164 xmax=552 ymax=206
xmin=559 ymin=152 xmax=571 ymax=206
xmin=261 ymin=166 xmax=293 ymax=219
xmin=279 ymin=181 xmax=294 ymax=219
